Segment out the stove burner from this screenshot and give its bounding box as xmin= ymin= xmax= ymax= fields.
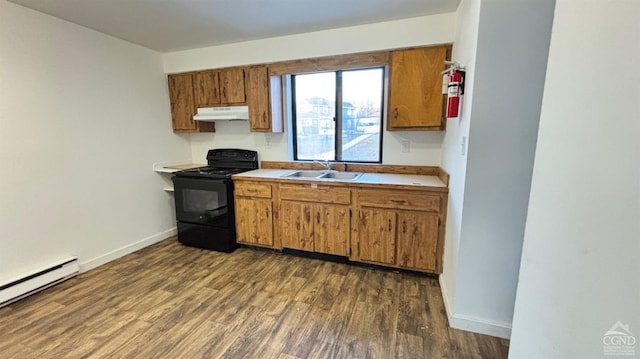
xmin=176 ymin=166 xmax=249 ymax=179
xmin=174 ymin=149 xmax=258 ymax=179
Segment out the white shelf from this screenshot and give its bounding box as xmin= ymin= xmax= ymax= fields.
xmin=153 ymin=160 xmax=204 ymax=193
xmin=152 ymin=161 xmax=205 ymax=173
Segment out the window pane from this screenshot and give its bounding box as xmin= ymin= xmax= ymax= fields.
xmin=294 ymin=72 xmax=336 ymax=160
xmin=340 ymin=69 xmax=383 ymax=162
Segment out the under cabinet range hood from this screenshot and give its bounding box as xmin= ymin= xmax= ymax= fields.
xmin=193 ymin=106 xmax=249 ymax=122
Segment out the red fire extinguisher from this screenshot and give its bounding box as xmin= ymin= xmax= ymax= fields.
xmin=446 ymin=70 xmax=464 ymax=118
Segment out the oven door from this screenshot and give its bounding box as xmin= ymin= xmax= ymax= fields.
xmin=173 ymin=176 xmax=230 ymax=227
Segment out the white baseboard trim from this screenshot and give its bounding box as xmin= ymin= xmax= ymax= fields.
xmin=448 ymin=312 xmax=512 ymax=339
xmin=79 ymin=227 xmax=177 ymax=272
xmin=439 ymin=275 xmax=455 ymax=323
xmin=438 ymin=275 xmax=512 ymax=339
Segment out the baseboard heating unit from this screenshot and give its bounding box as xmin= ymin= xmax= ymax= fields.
xmin=0 ymin=257 xmax=79 ymax=308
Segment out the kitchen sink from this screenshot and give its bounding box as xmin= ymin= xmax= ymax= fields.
xmin=281 ymin=170 xmax=363 ymax=181
xmin=282 ymin=170 xmax=327 ymax=178
xmin=319 ymin=171 xmax=363 ymax=180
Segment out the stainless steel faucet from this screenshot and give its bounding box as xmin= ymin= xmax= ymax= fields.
xmin=313 ymin=159 xmax=332 ymax=171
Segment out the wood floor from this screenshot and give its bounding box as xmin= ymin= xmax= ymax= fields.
xmin=0 ymin=238 xmax=509 ymax=358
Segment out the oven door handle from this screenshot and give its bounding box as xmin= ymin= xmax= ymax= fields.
xmin=205 ymin=205 xmax=228 ymax=218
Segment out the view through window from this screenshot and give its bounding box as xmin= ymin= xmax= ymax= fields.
xmin=292 ymin=68 xmax=384 ymax=162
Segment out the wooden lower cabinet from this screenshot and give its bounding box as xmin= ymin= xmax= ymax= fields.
xmin=314 ymin=204 xmax=350 ymax=256
xmin=235 ymin=197 xmax=274 ymax=247
xmin=280 ymin=200 xmax=350 ymax=256
xmin=233 ymin=179 xmax=446 ymax=273
xmin=278 ymin=183 xmax=351 ymax=256
xmin=353 ymin=188 xmax=446 ymax=273
xmin=234 ymin=180 xmax=275 ymax=248
xmin=280 ymin=201 xmax=314 ymax=251
xmin=354 ymin=208 xmax=440 ymax=271
xmin=356 ymin=208 xmax=397 ymax=265
xmin=396 ymin=211 xmax=439 ymax=272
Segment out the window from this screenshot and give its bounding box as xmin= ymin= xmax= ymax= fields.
xmin=291 ymin=68 xmax=384 ymax=163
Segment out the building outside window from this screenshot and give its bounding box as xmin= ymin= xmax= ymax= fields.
xmin=291 ymin=68 xmax=384 ymax=163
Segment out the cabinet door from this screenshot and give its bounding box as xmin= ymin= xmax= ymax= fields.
xmin=387 ymin=46 xmax=448 ymax=130
xmin=246 ymin=66 xmax=271 ymax=131
xmin=314 ymin=204 xmax=350 ymax=256
xmin=396 ymin=211 xmax=439 ymax=272
xmin=195 ymin=70 xmax=220 ymax=107
xmin=168 ymin=73 xmax=198 ymax=131
xmin=280 ymin=201 xmax=314 ymax=252
xmin=220 ymin=68 xmax=246 ymax=104
xmin=356 ymin=208 xmax=396 ymax=265
xmin=235 ymin=197 xmax=274 ymax=247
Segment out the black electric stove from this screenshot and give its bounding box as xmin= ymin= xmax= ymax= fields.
xmin=176 ymin=167 xmax=248 ymax=178
xmin=172 ymin=149 xmax=258 ymax=252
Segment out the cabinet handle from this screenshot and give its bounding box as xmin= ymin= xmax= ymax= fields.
xmin=247 ymin=189 xmax=258 ymax=192
xmin=262 ymin=112 xmax=266 ymax=122
xmin=391 ymin=199 xmax=407 ymax=204
xmin=394 ymin=108 xmax=399 ymax=119
xmin=388 ymin=219 xmax=392 ymax=232
xmin=316 ymin=212 xmax=320 ymax=224
xmin=265 ymin=208 xmax=269 ymax=218
xmin=402 ymin=221 xmax=406 ymax=234
xmin=223 ymin=87 xmax=227 ymax=100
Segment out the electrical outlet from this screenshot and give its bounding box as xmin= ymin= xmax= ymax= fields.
xmin=401 ymin=140 xmax=410 ymax=153
xmin=265 ymin=135 xmax=272 ymax=148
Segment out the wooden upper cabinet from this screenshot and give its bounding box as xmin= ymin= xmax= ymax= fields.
xmin=168 ymin=73 xmax=196 ymax=131
xmin=247 ymin=65 xmax=284 ymax=133
xmin=168 ymin=45 xmax=452 ymax=133
xmin=220 ymin=68 xmax=246 ymax=104
xmin=195 ymin=70 xmax=220 ymax=107
xmin=387 ymin=45 xmax=450 ymax=131
xmin=168 ymin=73 xmax=214 ymax=133
xmin=195 ymin=67 xmax=245 ymax=107
xmin=246 ymin=66 xmax=271 ymax=131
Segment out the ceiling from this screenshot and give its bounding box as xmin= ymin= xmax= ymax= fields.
xmin=8 ymin=0 xmax=460 ymax=52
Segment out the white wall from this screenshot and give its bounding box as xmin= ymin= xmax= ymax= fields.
xmin=163 ymin=14 xmax=455 ymax=73
xmin=509 ymin=1 xmax=640 ymax=357
xmin=163 ymin=14 xmax=455 ymax=166
xmin=0 ymin=0 xmax=191 ymax=283
xmin=439 ymin=0 xmax=480 ymax=325
xmin=439 ymin=0 xmax=555 ymax=339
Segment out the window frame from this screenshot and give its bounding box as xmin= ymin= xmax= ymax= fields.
xmin=290 ymin=67 xmax=385 ymax=164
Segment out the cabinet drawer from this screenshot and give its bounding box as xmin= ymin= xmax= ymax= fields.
xmin=279 ymin=184 xmax=350 ymax=204
xmin=357 ymin=189 xmax=440 ymax=212
xmin=234 ymin=181 xmax=272 ymax=198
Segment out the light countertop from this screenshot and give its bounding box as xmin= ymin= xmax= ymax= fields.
xmin=153 ymin=162 xmax=206 ymax=173
xmin=233 ymin=169 xmax=447 ymax=191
